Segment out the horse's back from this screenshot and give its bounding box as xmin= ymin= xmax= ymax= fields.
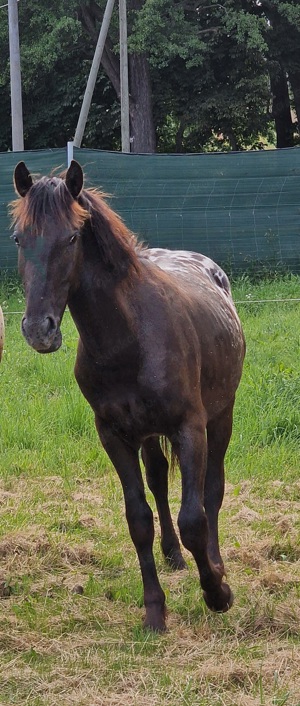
xmin=142 ymin=247 xmax=241 ymax=336
xmin=144 ymin=248 xmax=232 ymax=297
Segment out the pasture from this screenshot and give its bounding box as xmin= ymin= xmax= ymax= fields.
xmin=0 ymin=275 xmax=299 ymax=706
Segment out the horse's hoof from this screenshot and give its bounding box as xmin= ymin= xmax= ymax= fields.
xmin=143 ymin=615 xmax=167 ymax=633
xmin=143 ymin=601 xmax=167 ymax=632
xmin=203 ymin=583 xmax=234 ymax=613
xmin=165 ymin=549 xmax=187 ymax=571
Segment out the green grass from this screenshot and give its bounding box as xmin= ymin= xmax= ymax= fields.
xmin=229 ymin=275 xmax=300 ymax=485
xmin=0 ymin=275 xmax=299 ymax=706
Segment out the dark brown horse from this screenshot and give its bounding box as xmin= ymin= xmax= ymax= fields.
xmin=11 ymin=160 xmax=245 ymax=632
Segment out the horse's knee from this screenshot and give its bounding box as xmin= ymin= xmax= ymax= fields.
xmin=178 ymin=504 xmax=207 ymax=553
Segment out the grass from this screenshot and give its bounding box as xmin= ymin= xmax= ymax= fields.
xmin=0 ymin=274 xmax=299 ymax=705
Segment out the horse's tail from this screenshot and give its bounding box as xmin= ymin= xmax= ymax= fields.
xmin=161 ymin=436 xmax=178 ymax=476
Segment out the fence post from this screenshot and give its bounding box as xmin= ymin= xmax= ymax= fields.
xmin=67 ymin=141 xmax=74 ymax=166
xmin=119 ymin=0 xmax=130 ymax=152
xmin=8 ymin=0 xmax=24 ymax=151
xmin=73 ymin=0 xmax=116 ymax=148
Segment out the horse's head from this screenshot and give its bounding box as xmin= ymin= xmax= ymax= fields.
xmin=12 ymin=160 xmax=88 ymax=353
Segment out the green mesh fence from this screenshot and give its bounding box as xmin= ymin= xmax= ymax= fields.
xmin=1 ymin=146 xmax=300 ymax=274
xmin=0 ymin=148 xmax=67 ymax=270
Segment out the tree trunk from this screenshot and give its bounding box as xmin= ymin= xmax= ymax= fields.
xmin=226 ymin=129 xmax=239 ymax=151
xmin=288 ymin=69 xmax=300 ymax=127
xmin=269 ymin=64 xmax=294 ymax=148
xmin=128 ymin=53 xmax=156 ymax=152
xmin=78 ymin=0 xmax=156 ymax=152
xmin=175 ymin=120 xmax=185 ymax=153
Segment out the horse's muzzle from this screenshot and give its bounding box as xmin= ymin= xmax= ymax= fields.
xmin=21 ymin=315 xmax=62 ymax=353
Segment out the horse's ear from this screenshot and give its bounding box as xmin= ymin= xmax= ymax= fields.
xmin=14 ymin=162 xmax=33 ymax=197
xmin=65 ymin=160 xmax=83 ymax=199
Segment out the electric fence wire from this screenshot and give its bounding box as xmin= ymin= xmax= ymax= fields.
xmin=3 ymin=298 xmax=300 ymax=316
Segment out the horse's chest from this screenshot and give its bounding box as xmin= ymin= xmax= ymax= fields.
xmin=81 ymin=367 xmax=178 ymax=438
xmin=94 ymin=389 xmax=165 ymax=437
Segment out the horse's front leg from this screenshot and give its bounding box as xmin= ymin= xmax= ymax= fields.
xmin=95 ymin=416 xmax=166 ymax=632
xmin=173 ymin=414 xmax=233 ymax=613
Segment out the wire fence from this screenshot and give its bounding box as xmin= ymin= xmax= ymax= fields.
xmin=2 ymin=298 xmax=300 ymax=317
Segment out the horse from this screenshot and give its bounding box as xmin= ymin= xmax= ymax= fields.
xmin=0 ymin=306 xmax=4 ymax=361
xmin=11 ymin=160 xmax=245 ymax=632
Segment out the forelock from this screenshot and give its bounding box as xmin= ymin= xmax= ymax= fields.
xmin=10 ymin=176 xmax=89 ymax=234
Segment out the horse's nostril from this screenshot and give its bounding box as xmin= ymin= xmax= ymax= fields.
xmin=22 ymin=315 xmax=57 ymax=339
xmin=42 ymin=316 xmax=56 ymax=336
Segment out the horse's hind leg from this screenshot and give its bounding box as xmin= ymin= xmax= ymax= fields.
xmin=205 ymin=399 xmax=235 ymax=573
xmin=142 ymin=437 xmax=187 ymax=570
xmin=174 ymin=413 xmax=233 ymax=613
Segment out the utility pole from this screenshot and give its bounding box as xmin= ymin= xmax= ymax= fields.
xmin=74 ymin=0 xmax=116 ymax=148
xmin=119 ymin=0 xmax=130 ymax=152
xmin=8 ymin=0 xmax=24 ymax=151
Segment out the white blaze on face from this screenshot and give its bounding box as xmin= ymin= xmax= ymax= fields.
xmin=0 ymin=306 xmax=4 ymax=362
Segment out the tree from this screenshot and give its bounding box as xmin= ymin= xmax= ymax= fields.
xmin=130 ymin=0 xmax=272 ymax=150
xmin=0 ymin=0 xmax=120 ymax=151
xmin=78 ymin=0 xmax=157 ymax=152
xmin=129 ymin=0 xmax=300 ymax=149
xmin=77 ymin=0 xmax=272 ymax=151
xmin=0 ymin=0 xmax=299 ymax=152
xmin=244 ymin=0 xmax=300 ymax=147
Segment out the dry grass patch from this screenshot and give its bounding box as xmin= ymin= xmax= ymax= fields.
xmin=0 ymin=472 xmax=299 ymax=705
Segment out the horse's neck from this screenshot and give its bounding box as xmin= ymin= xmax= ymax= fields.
xmin=68 ymin=260 xmax=135 ymax=362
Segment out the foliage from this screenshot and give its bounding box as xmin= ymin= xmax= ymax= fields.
xmin=129 ymin=0 xmax=207 ymax=68
xmin=130 ymin=0 xmax=273 ymax=150
xmin=0 ymin=0 xmax=299 ymax=151
xmin=0 ymin=0 xmax=120 ymax=151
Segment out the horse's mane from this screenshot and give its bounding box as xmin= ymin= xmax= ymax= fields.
xmin=79 ymin=188 xmax=143 ymax=278
xmin=10 ymin=175 xmax=143 ymax=279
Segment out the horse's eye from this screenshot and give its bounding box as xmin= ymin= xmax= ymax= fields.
xmin=69 ymin=232 xmax=80 ymax=244
xmin=14 ymin=235 xmax=20 ymax=247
